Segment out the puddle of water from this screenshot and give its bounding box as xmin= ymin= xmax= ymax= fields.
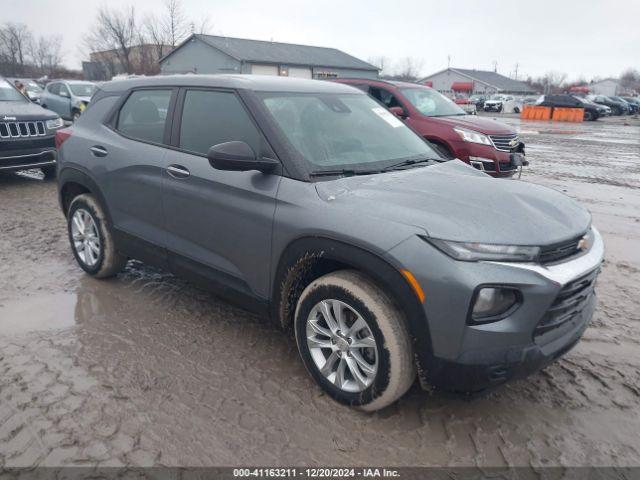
xmin=0 ymin=293 xmax=77 ymax=335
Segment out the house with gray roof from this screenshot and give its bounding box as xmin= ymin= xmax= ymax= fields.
xmin=419 ymin=67 xmax=535 ymax=95
xmin=159 ymin=34 xmax=379 ymax=79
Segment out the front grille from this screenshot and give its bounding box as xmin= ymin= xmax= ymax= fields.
xmin=489 ymin=133 xmax=519 ymax=152
xmin=535 ymin=268 xmax=599 ymax=336
xmin=539 ymin=233 xmax=586 ymax=265
xmin=0 ymin=121 xmax=46 ymax=139
xmin=0 ymin=136 xmax=55 ymax=154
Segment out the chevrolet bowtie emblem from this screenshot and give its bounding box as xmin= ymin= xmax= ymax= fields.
xmin=509 ymin=139 xmax=518 ymax=147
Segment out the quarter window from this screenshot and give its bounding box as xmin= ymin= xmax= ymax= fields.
xmin=179 ymin=90 xmax=262 ymax=155
xmin=116 ymin=89 xmax=172 ymax=144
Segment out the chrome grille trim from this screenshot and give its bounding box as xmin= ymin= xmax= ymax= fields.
xmin=489 ymin=133 xmax=519 ymax=152
xmin=0 ymin=121 xmax=47 ymax=138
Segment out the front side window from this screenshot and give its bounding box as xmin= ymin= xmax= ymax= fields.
xmin=369 ymin=87 xmax=403 ymax=109
xmin=179 ymin=90 xmax=262 ymax=155
xmin=0 ymin=78 xmax=27 ymax=102
xmin=259 ymin=92 xmax=439 ymax=171
xmin=69 ymin=83 xmax=95 ymax=97
xmin=47 ymin=83 xmax=60 ymax=95
xmin=116 ymin=89 xmax=172 ymax=144
xmin=400 ymin=87 xmax=466 ymax=117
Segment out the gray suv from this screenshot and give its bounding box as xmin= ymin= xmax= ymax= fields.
xmin=56 ymin=75 xmax=604 ymax=411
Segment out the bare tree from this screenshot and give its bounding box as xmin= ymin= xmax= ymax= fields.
xmin=0 ymin=23 xmax=32 ymax=75
xmin=30 ymin=34 xmax=63 ymax=76
xmin=620 ymin=68 xmax=640 ymax=89
xmin=85 ymin=6 xmax=138 ymax=75
xmin=144 ymin=14 xmax=169 ymax=60
xmin=394 ymin=57 xmax=424 ymax=81
xmin=163 ymin=0 xmax=189 ymax=47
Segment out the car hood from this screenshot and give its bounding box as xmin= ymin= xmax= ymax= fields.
xmin=0 ymin=101 xmax=58 ymax=120
xmin=315 ymin=160 xmax=591 ymax=246
xmin=429 ymin=114 xmax=514 ymax=135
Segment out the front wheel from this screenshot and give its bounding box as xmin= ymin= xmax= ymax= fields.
xmin=294 ymin=270 xmax=415 ymax=411
xmin=584 ymin=110 xmax=593 ymax=121
xmin=72 ymin=109 xmax=81 ymax=122
xmin=67 ymin=194 xmax=127 ymax=278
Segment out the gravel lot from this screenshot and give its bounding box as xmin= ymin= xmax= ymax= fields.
xmin=1 ymin=114 xmax=639 ymax=469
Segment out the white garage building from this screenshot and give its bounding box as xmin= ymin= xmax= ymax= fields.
xmin=419 ymin=67 xmax=536 ymax=95
xmin=159 ymin=34 xmax=379 ymax=80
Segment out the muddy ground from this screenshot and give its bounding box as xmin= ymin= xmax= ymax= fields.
xmin=0 ymin=114 xmax=639 ymax=469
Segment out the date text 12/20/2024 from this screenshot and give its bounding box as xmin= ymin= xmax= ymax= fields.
xmin=233 ymin=468 xmax=400 ymax=478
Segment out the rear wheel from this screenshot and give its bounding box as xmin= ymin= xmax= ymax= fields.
xmin=67 ymin=194 xmax=126 ymax=278
xmin=294 ymin=270 xmax=415 ymax=411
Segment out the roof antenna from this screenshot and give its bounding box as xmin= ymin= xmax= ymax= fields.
xmin=447 ymin=54 xmax=450 ymax=68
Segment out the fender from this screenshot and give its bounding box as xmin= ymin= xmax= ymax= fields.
xmin=271 ymin=236 xmax=435 ymax=377
xmin=57 ymin=166 xmax=113 ymax=224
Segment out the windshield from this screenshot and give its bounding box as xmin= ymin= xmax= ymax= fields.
xmin=259 ymin=92 xmax=439 ymax=172
xmin=69 ymin=83 xmax=95 ymax=97
xmin=399 ymin=87 xmax=465 ymax=117
xmin=25 ymin=82 xmax=43 ymax=94
xmin=0 ymin=78 xmax=27 ymax=102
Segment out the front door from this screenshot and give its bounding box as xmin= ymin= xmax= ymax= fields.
xmin=162 ymin=88 xmax=280 ymax=299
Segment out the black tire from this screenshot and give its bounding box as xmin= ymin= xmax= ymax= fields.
xmin=41 ymin=165 xmax=57 ymax=179
xmin=72 ymin=109 xmax=81 ymax=122
xmin=294 ymin=270 xmax=415 ymax=411
xmin=67 ymin=194 xmax=127 ymax=278
xmin=513 ymin=106 xmax=520 ymax=114
xmin=584 ymin=110 xmax=593 ymax=121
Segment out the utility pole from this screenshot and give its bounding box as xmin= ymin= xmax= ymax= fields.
xmin=447 ymin=55 xmax=451 ymax=68
xmin=514 ymin=62 xmax=519 ymax=80
xmin=493 ymin=60 xmax=498 ymax=73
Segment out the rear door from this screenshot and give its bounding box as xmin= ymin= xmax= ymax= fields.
xmin=98 ymin=88 xmax=176 ymax=266
xmin=162 ymin=88 xmax=281 ymax=299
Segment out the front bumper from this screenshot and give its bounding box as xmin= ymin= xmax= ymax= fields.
xmin=0 ymin=136 xmax=56 ymax=172
xmin=387 ymin=227 xmax=605 ymax=393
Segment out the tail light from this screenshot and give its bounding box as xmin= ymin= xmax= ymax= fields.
xmin=55 ymin=128 xmax=72 ymax=150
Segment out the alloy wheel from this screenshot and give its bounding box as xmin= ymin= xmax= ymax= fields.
xmin=71 ymin=208 xmax=101 ymax=267
xmin=306 ymin=299 xmax=378 ymax=393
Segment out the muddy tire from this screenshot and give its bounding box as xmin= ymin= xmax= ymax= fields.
xmin=294 ymin=270 xmax=415 ymax=411
xmin=67 ymin=194 xmax=126 ymax=279
xmin=584 ymin=110 xmax=593 ymax=121
xmin=41 ymin=165 xmax=56 ymax=179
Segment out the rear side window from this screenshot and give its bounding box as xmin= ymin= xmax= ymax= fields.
xmin=116 ymin=89 xmax=172 ymax=144
xmin=179 ymin=90 xmax=262 ymax=155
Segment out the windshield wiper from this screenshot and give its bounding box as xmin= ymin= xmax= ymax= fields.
xmin=309 ymin=168 xmax=380 ymax=177
xmin=381 ymin=157 xmax=441 ymax=172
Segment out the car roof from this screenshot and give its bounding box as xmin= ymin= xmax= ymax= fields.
xmin=99 ymin=74 xmax=362 ymax=94
xmin=335 ymin=78 xmax=426 ymax=89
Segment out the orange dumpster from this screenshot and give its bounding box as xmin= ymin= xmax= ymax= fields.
xmin=551 ymin=107 xmax=584 ymax=122
xmin=521 ymin=105 xmax=552 ymax=120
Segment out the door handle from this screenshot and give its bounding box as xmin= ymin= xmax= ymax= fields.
xmin=89 ymin=146 xmax=108 ymax=157
xmin=167 ymin=164 xmax=190 ymax=179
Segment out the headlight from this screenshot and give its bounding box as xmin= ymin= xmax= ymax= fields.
xmin=424 ymin=237 xmax=540 ymax=262
xmin=46 ymin=117 xmax=64 ymax=130
xmin=453 ymin=127 xmax=492 ymax=146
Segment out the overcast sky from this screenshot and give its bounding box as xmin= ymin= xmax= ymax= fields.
xmin=4 ymin=0 xmax=639 ymax=80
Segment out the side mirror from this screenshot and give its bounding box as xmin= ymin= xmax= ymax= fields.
xmin=208 ymin=141 xmax=279 ymax=173
xmin=389 ymin=106 xmax=407 ymax=118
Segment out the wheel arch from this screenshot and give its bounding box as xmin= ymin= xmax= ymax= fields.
xmin=58 ymin=167 xmax=112 ymax=225
xmin=271 ymin=236 xmax=434 ymax=376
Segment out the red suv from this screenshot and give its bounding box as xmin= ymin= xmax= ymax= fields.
xmin=333 ymin=79 xmax=526 ymax=177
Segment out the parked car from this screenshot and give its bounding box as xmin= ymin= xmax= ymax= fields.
xmin=483 ymin=94 xmax=517 ymax=112
xmin=469 ymin=94 xmax=486 ymax=109
xmin=580 ymin=97 xmax=610 ymax=116
xmin=536 ymin=94 xmax=600 ymax=121
xmin=333 ymin=79 xmax=525 ymax=177
xmin=453 ymin=95 xmax=477 ymax=114
xmin=0 ymin=76 xmax=63 ymax=177
xmin=56 ymin=75 xmax=604 ymax=410
xmin=621 ymin=97 xmax=640 ymax=114
xmin=40 ymin=80 xmax=95 ymax=121
xmin=611 ymin=96 xmax=638 ymax=114
xmin=588 ymin=95 xmax=629 ymax=115
xmin=6 ymin=77 xmax=44 ymax=103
